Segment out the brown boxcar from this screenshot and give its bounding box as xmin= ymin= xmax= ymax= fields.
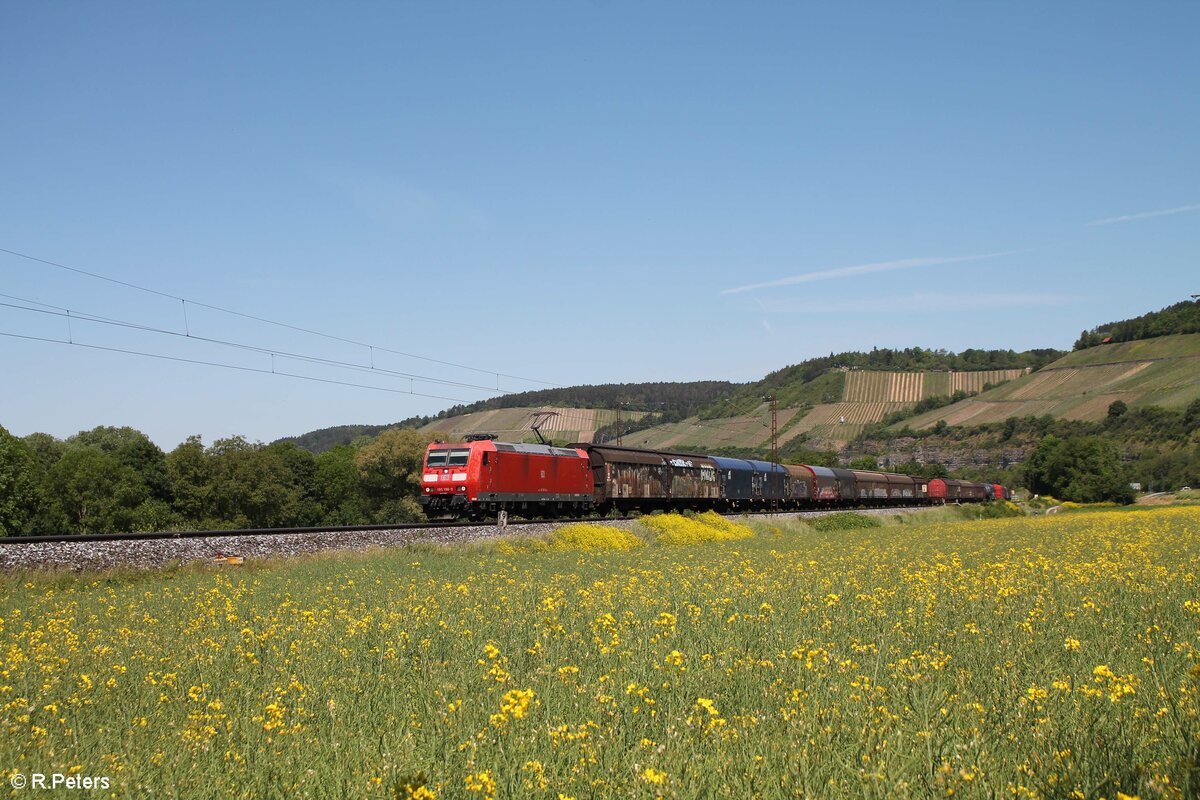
xmin=959 ymin=481 xmax=987 ymax=501
xmin=661 ymin=452 xmax=722 ymax=505
xmin=851 ymin=470 xmax=890 ymax=501
xmin=885 ymin=473 xmax=916 ymax=500
xmin=579 ymin=444 xmax=667 ymax=509
xmin=784 ymin=464 xmax=814 ymax=503
xmin=574 ymin=444 xmax=723 ymax=511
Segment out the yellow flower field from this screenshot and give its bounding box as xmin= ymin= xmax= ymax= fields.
xmin=3 ymin=507 xmax=1200 ymax=798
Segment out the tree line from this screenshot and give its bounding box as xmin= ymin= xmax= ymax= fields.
xmin=1074 ymin=300 xmax=1200 ymax=350
xmin=437 ymin=381 xmax=736 ymax=422
xmin=0 ymin=424 xmax=438 ymax=536
xmin=755 ymin=346 xmax=1065 ymax=388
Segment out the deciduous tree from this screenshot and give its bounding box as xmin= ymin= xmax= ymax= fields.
xmin=1023 ymin=435 xmax=1134 ymax=504
xmin=356 ymin=428 xmax=431 ymax=522
xmin=0 ymin=425 xmax=37 ymax=535
xmin=45 ymin=448 xmax=149 ymax=533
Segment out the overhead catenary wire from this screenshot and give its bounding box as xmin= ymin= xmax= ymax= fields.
xmin=620 ymin=408 xmax=781 ymax=449
xmin=0 ymin=297 xmax=493 ymax=393
xmin=0 ymin=295 xmax=516 ymax=395
xmin=686 ymin=395 xmax=777 ymax=429
xmin=0 ymin=330 xmax=472 ymax=403
xmin=0 ymin=246 xmax=563 ymax=388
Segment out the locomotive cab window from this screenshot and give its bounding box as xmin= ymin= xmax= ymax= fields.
xmin=482 ymin=453 xmax=489 ymax=465
xmin=447 ymin=449 xmax=471 ymax=466
xmin=426 ymin=449 xmax=450 ymax=467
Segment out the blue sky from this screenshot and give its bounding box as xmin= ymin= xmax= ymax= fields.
xmin=1 ymin=2 xmax=1197 ymax=448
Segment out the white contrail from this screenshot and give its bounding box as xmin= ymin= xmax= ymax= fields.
xmin=1087 ymin=203 xmax=1200 ymax=226
xmin=760 ymin=292 xmax=1073 ymax=314
xmin=720 ymin=251 xmax=1016 ymax=295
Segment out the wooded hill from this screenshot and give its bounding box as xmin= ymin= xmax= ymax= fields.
xmin=434 ymin=381 xmax=735 ymax=419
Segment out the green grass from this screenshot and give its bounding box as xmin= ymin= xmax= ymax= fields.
xmin=924 ymin=371 xmax=952 ymax=398
xmin=4 ymin=507 xmax=1200 ymax=798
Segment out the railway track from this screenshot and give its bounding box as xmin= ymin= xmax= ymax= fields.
xmin=0 ymin=506 xmax=949 ymax=572
xmin=0 ymin=516 xmax=595 ymax=546
xmin=0 ymin=505 xmax=937 ymax=546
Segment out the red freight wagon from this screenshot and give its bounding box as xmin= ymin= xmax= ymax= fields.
xmin=929 ymin=479 xmax=988 ymax=503
xmin=928 ymin=478 xmax=951 ymax=502
xmin=419 ymin=440 xmax=593 ymax=519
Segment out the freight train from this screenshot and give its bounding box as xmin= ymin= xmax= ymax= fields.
xmin=418 ymin=437 xmax=1010 ymax=520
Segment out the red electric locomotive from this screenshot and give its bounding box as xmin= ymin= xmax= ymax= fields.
xmin=419 ymin=436 xmax=594 ymax=520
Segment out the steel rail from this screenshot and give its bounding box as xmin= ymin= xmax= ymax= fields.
xmin=0 ymin=505 xmax=944 ymax=546
xmin=0 ymin=517 xmax=600 ymax=545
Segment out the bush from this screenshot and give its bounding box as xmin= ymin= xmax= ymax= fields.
xmin=809 ymin=512 xmax=883 ymax=531
xmin=639 ymin=512 xmax=755 ymax=545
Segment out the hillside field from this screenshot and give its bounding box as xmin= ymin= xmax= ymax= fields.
xmin=900 ymin=333 xmax=1200 ymax=430
xmin=3 ymin=506 xmax=1199 ymax=797
xmin=842 ymin=369 xmax=1025 ymax=403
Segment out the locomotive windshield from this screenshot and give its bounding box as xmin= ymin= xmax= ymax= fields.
xmin=426 ymin=448 xmax=471 ymax=468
